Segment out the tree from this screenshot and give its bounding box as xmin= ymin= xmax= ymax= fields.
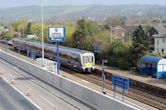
xmin=30 ymin=23 xmax=42 ymax=40
xmin=75 ymin=18 xmax=100 ymax=36
xmin=64 ymin=24 xmax=76 ymax=47
xmin=27 ymin=22 xmax=32 ymax=34
xmin=14 ymin=20 xmax=27 ymax=37
xmin=73 ymin=18 xmax=100 ymax=50
xmin=146 ymin=26 xmax=158 ymax=45
xmin=108 ymin=40 xmax=131 ymax=70
xmin=104 ymin=17 xmax=125 ymax=27
xmin=2 ymin=27 xmax=14 ymax=40
xmin=101 ymin=24 xmax=110 ymax=31
xmin=130 ymin=25 xmax=150 ymax=68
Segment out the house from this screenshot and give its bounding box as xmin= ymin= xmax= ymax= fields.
xmin=111 ymin=25 xmax=128 ymax=40
xmin=3 ymin=26 xmax=9 ymax=32
xmin=110 ymin=25 xmax=138 ymax=41
xmin=153 ymin=25 xmax=166 ymax=54
xmin=153 ymin=34 xmax=166 ymax=54
xmin=111 ymin=25 xmax=160 ymax=42
xmin=121 ymin=25 xmax=138 ymax=37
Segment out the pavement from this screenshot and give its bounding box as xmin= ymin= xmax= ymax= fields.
xmin=0 ymin=77 xmax=39 ymax=110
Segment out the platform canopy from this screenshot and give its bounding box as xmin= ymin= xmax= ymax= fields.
xmin=140 ymin=55 xmax=166 ymax=78
xmin=140 ymin=55 xmax=161 ymax=67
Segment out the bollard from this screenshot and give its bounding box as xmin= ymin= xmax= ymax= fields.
xmin=10 ymin=78 xmax=16 ymax=84
xmin=26 ymin=88 xmax=32 ymax=97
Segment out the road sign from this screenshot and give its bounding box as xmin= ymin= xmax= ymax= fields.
xmin=48 ymin=27 xmax=66 ymax=42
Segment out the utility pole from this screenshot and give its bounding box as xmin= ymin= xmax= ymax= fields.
xmin=41 ymin=0 xmax=44 ymax=66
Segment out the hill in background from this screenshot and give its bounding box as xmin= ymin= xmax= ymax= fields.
xmin=0 ymin=5 xmax=166 ymax=22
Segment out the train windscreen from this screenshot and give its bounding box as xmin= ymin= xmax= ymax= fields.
xmin=83 ymin=56 xmax=93 ymax=63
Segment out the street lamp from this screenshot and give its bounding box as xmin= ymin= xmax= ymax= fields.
xmin=41 ymin=0 xmax=44 ymax=66
xmin=77 ymin=34 xmax=82 ymax=49
xmin=102 ymin=59 xmax=108 ymax=94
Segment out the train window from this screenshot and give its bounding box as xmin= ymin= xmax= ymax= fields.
xmin=73 ymin=57 xmax=79 ymax=62
xmin=83 ymin=56 xmax=93 ymax=63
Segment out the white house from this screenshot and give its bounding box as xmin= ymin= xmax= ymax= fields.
xmin=154 ymin=34 xmax=166 ymax=54
xmin=27 ymin=35 xmax=38 ymax=39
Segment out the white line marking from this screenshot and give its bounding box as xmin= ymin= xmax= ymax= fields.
xmin=39 ymin=95 xmax=56 ymax=107
xmin=81 ymin=79 xmax=90 ymax=84
xmin=1 ymin=76 xmax=42 ymax=110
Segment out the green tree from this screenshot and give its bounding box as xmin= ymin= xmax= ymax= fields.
xmin=30 ymin=23 xmax=42 ymax=40
xmin=63 ymin=24 xmax=76 ymax=47
xmin=2 ymin=27 xmax=14 ymax=40
xmin=108 ymin=40 xmax=131 ymax=70
xmin=73 ymin=18 xmax=100 ymax=50
xmin=14 ymin=20 xmax=27 ymax=37
xmin=27 ymin=22 xmax=32 ymax=34
xmin=130 ymin=25 xmax=150 ymax=68
xmin=104 ymin=17 xmax=125 ymax=27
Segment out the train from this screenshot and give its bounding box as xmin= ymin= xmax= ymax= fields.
xmin=12 ymin=38 xmax=95 ymax=72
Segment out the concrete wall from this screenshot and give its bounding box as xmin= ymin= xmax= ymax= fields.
xmin=0 ymin=50 xmax=139 ymax=110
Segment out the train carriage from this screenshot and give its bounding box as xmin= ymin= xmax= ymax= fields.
xmin=12 ymin=38 xmax=95 ymax=72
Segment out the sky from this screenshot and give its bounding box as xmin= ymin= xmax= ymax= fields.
xmin=0 ymin=0 xmax=166 ymax=8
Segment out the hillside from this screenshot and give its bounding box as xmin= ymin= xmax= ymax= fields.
xmin=0 ymin=5 xmax=166 ymax=21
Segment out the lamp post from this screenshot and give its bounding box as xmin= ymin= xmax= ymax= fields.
xmin=102 ymin=59 xmax=108 ymax=94
xmin=41 ymin=0 xmax=44 ymax=66
xmin=5 ymin=39 xmax=8 ymax=52
xmin=77 ymin=34 xmax=81 ymax=49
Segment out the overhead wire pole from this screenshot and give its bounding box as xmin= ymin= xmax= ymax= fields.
xmin=41 ymin=0 xmax=44 ymax=66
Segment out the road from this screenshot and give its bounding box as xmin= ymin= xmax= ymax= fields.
xmin=0 ymin=77 xmax=39 ymax=110
xmin=0 ymin=58 xmax=95 ymax=110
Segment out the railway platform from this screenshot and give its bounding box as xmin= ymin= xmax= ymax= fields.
xmin=95 ymin=65 xmax=166 ymax=89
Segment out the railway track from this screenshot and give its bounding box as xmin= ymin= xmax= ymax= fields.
xmin=62 ymin=67 xmax=166 ymax=110
xmin=1 ymin=43 xmax=166 ymax=110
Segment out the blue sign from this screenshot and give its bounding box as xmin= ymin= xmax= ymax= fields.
xmin=48 ymin=27 xmax=66 ymax=42
xmin=112 ymin=74 xmax=130 ymax=90
xmin=30 ymin=51 xmax=37 ymax=59
xmin=5 ymin=40 xmax=8 ymax=45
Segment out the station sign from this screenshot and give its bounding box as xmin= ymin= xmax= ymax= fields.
xmin=112 ymin=74 xmax=130 ymax=90
xmin=48 ymin=27 xmax=66 ymax=42
xmin=112 ymin=74 xmax=130 ymax=101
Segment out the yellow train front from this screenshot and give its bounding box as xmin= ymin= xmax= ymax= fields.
xmin=81 ymin=53 xmax=95 ymax=72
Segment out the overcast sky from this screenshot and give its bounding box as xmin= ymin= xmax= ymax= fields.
xmin=1 ymin=0 xmax=166 ymax=8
